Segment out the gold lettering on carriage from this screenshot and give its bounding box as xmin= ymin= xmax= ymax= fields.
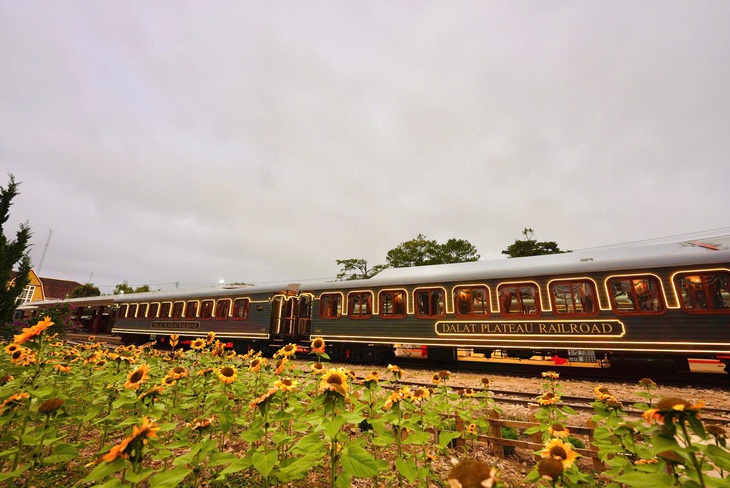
xmin=435 ymin=320 xmax=624 ymax=337
xmin=151 ymin=321 xmax=200 ymax=330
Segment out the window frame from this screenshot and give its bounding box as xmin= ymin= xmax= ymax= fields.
xmin=159 ymin=302 xmax=172 ymax=319
xmin=200 ymin=300 xmax=215 ymax=320
xmin=378 ymin=289 xmax=407 ymax=319
xmin=128 ymin=303 xmax=138 ymax=318
xmin=171 ymin=301 xmax=185 ymax=319
xmin=136 ymin=303 xmax=148 ymax=319
xmin=319 ymin=293 xmax=343 ymax=320
xmin=346 ymin=291 xmax=373 ymax=319
xmin=216 ymin=299 xmax=232 ymax=320
xmin=673 ymin=270 xmax=730 ymax=314
xmin=453 ymin=285 xmax=491 ymax=318
xmin=232 ymin=298 xmax=250 ymax=320
xmin=147 ymin=303 xmax=160 ymax=319
xmin=413 ymin=287 xmax=446 ymax=319
xmin=118 ymin=304 xmax=128 ymax=318
xmin=497 ymin=282 xmax=542 ymax=316
xmin=548 ymin=279 xmax=600 ymax=317
xmin=607 ymin=275 xmax=666 ymax=316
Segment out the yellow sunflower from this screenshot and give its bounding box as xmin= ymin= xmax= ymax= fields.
xmin=206 ymin=331 xmax=216 ymax=345
xmin=249 ymin=357 xmax=266 ymax=372
xmin=190 ymin=338 xmax=206 ymax=351
xmin=124 ymin=363 xmax=151 ymax=390
xmin=411 ymin=387 xmax=430 ymax=403
xmin=0 ymin=392 xmax=30 ymax=413
xmin=310 ymin=337 xmax=326 ymax=354
xmin=548 ymin=423 xmax=570 ymax=438
xmin=542 ymin=371 xmax=560 ymax=380
xmin=383 ymin=391 xmax=403 ymax=409
xmin=138 ymin=385 xmax=165 ymax=401
xmin=217 ymin=366 xmax=238 ymax=384
xmin=250 ymin=387 xmax=278 ymax=410
xmin=161 ymin=375 xmax=177 ymax=387
xmin=387 ymin=364 xmax=403 ymax=379
xmin=168 ymin=366 xmax=189 ymax=380
xmin=274 ymin=378 xmax=297 ymax=393
xmin=13 ymin=316 xmax=54 ymax=344
xmin=9 ymin=347 xmax=31 ymax=364
xmin=363 ymin=371 xmax=379 ymax=386
xmin=312 ymin=362 xmax=326 ymax=374
xmin=319 ymin=368 xmax=349 ymax=397
xmin=274 ymin=357 xmax=289 ymax=375
xmin=38 ymin=398 xmax=64 ymax=414
xmin=53 ymin=363 xmax=71 ymax=374
xmin=276 ymin=344 xmax=297 ymax=358
xmin=541 ymin=438 xmax=579 ymax=469
xmin=538 ymin=392 xmax=560 ymax=406
xmin=4 ymin=343 xmax=20 ymax=354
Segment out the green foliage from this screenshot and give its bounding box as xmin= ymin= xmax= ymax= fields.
xmin=0 ymin=174 xmax=32 ymax=326
xmin=112 ymin=281 xmax=152 ymax=295
xmin=334 ymin=259 xmax=388 ymax=281
xmin=69 ymin=283 xmax=101 ymax=298
xmin=501 ymin=228 xmax=568 ymax=258
xmin=501 ymin=426 xmax=518 ymax=456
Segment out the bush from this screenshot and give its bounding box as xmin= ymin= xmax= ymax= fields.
xmin=501 ymin=426 xmax=518 ymax=456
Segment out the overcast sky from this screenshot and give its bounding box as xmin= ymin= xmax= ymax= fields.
xmin=2 ymin=1 xmax=729 ymax=292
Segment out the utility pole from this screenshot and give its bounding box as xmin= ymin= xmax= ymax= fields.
xmin=37 ymin=229 xmax=52 ymax=276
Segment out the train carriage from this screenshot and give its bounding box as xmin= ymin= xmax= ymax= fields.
xmin=16 ymin=235 xmax=730 ymax=372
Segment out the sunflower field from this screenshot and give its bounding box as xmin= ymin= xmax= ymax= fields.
xmin=0 ymin=316 xmax=729 ymax=487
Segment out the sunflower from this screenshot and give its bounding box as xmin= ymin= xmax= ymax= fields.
xmin=310 ymin=337 xmax=326 ymax=354
xmin=276 ymin=344 xmax=297 ymax=358
xmin=480 ymin=377 xmax=490 ymax=388
xmin=312 ymin=362 xmax=326 ymax=375
xmin=594 ymin=386 xmax=613 ymax=401
xmin=125 ymin=363 xmax=151 ymax=390
xmin=274 ymin=378 xmax=297 ymax=393
xmin=206 ymin=331 xmax=216 ymax=345
xmin=541 ymin=438 xmax=579 ymax=469
xmin=460 ymin=388 xmax=475 ymax=397
xmin=466 ymin=423 xmax=478 ymax=435
xmin=538 ymin=392 xmax=560 ymax=406
xmin=250 ymin=387 xmax=278 ymax=410
xmin=197 ymin=367 xmax=214 ymax=377
xmin=536 ymin=457 xmax=564 ymax=481
xmin=541 ymin=371 xmax=560 ymax=380
xmin=53 ymin=363 xmax=71 ymax=374
xmin=363 ymin=371 xmax=379 ymax=386
xmin=387 ymin=364 xmax=403 ymax=379
xmin=38 ymin=398 xmax=64 ymax=414
xmin=129 ymin=415 xmax=159 ymax=444
xmin=169 ymin=366 xmax=189 ymax=380
xmin=0 ymin=375 xmax=14 ymax=384
xmin=431 ymin=373 xmax=442 ymax=385
xmin=639 ymin=377 xmax=656 ymax=387
xmin=249 ymin=357 xmax=266 ymax=372
xmin=9 ymin=347 xmax=31 ymax=364
xmin=102 ymin=416 xmax=159 ymax=463
xmin=191 ymin=416 xmax=215 ymax=431
xmin=383 ymin=391 xmax=403 ymax=409
xmin=102 ymin=436 xmax=132 ymax=463
xmin=161 ymin=375 xmax=177 ymax=387
xmin=217 ymin=366 xmax=238 ymax=384
xmin=548 ymin=423 xmax=570 ymax=438
xmin=190 ymin=338 xmax=206 ymax=351
xmin=272 ymin=357 xmax=288 ymax=375
xmin=319 ymin=368 xmax=349 ymax=397
xmin=411 ymin=387 xmax=430 ymax=403
xmin=4 ymin=343 xmax=20 ymax=354
xmin=0 ymin=392 xmax=30 ymax=413
xmin=13 ymin=316 xmax=54 ymax=344
xmin=138 ymin=385 xmax=165 ymax=401
xmin=447 ymin=458 xmax=499 ymax=488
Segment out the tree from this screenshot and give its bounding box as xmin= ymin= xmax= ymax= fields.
xmin=501 ymin=228 xmax=568 ymax=258
xmin=69 ymin=283 xmax=101 ymax=298
xmin=113 ymin=281 xmax=134 ymax=295
xmin=335 ymin=234 xmax=481 ymax=278
xmin=0 ymin=174 xmax=32 ymax=326
xmin=335 ymin=259 xmax=388 ymax=281
xmin=134 ymin=284 xmax=151 ymax=293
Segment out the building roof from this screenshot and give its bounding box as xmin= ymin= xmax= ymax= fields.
xmin=10 ymin=271 xmax=82 ymax=300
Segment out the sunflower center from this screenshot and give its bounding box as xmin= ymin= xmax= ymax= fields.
xmin=130 ymin=371 xmax=144 ymax=383
xmin=550 ymin=446 xmax=567 ymax=459
xmin=327 ymin=375 xmax=342 ymax=386
xmin=221 ymin=367 xmax=234 ymax=377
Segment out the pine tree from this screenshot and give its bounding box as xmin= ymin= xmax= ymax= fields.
xmin=0 ymin=174 xmax=33 ymax=325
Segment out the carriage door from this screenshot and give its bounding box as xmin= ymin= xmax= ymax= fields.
xmin=270 ymin=295 xmax=298 ymax=341
xmin=296 ymin=295 xmax=312 ymax=337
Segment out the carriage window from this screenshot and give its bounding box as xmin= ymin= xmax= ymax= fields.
xmin=608 ymin=276 xmax=665 ymax=314
xmin=498 ymin=283 xmax=540 ymax=315
xmin=319 ymin=293 xmax=342 ymax=319
xmin=347 ymin=292 xmax=373 ymax=318
xmin=172 ymin=302 xmax=185 ymax=319
xmin=415 ymin=288 xmax=445 ymax=318
xmin=549 ymin=280 xmax=598 ymax=316
xmin=200 ymin=300 xmax=214 ymax=319
xmin=675 ymin=272 xmax=730 ymax=313
xmin=454 ymin=286 xmax=490 ymax=317
xmin=160 ymin=302 xmax=172 ymax=318
xmin=233 ymin=299 xmax=249 ymax=320
xmin=118 ymin=304 xmax=128 ymax=318
xmin=128 ymin=304 xmax=138 ymax=318
xmin=379 ymin=290 xmax=406 ymax=318
xmin=136 ymin=303 xmax=148 ymax=319
xmin=148 ymin=303 xmax=159 ymax=318
xmin=216 ymin=299 xmax=231 ymax=319
xmin=185 ymin=301 xmax=198 ymax=319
